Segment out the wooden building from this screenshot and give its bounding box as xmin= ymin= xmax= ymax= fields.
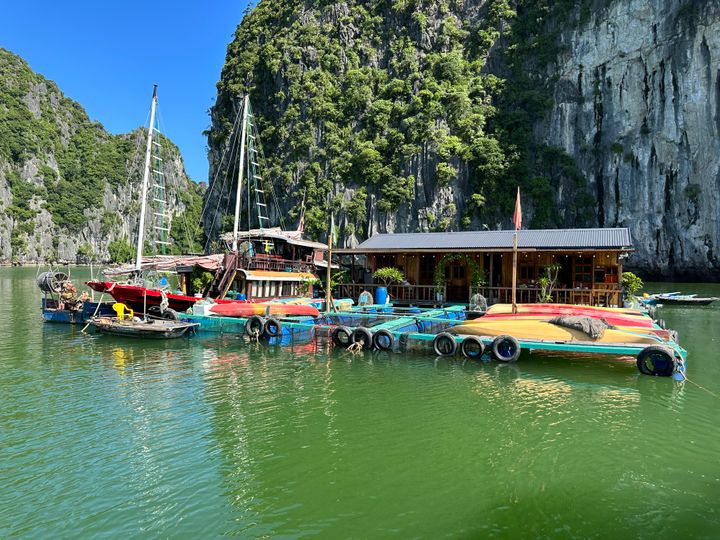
xmin=335 ymin=228 xmax=633 ymax=306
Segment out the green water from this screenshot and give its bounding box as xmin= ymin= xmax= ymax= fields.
xmin=1 ymin=267 xmax=719 ymax=538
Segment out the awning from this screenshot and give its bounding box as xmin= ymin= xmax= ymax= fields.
xmin=220 ymin=227 xmax=328 ymax=250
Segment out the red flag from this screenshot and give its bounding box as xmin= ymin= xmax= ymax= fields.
xmin=513 ymin=187 xmax=522 ymax=230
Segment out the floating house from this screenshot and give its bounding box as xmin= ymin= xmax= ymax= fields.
xmin=335 ymin=228 xmax=633 ymax=306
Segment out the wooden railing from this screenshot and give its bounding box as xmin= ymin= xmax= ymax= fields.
xmin=335 ymin=283 xmax=444 ymax=306
xmin=472 ymin=286 xmax=622 ymax=307
xmin=240 ymin=253 xmax=313 ymax=273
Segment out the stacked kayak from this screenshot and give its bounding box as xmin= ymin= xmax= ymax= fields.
xmin=210 ymin=302 xmax=320 ymax=318
xmin=450 ymin=318 xmax=660 ymax=345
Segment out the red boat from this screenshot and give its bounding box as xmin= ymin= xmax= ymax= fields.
xmin=86 ymin=280 xmax=242 ymax=313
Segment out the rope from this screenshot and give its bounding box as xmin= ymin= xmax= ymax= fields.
xmin=81 ymin=292 xmax=105 ymax=334
xmin=684 ymin=376 xmax=720 ymax=400
xmin=347 ymin=342 xmax=363 ymax=353
xmin=251 ymin=328 xmax=260 ymax=343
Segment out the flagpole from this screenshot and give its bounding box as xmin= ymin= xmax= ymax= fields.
xmin=512 ymin=231 xmax=518 ymax=314
xmin=511 ymin=186 xmax=521 ymax=315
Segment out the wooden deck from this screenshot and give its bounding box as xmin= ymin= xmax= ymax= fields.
xmin=336 ymin=283 xmax=444 ymax=306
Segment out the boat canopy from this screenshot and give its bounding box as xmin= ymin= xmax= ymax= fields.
xmin=220 ymin=227 xmax=327 ymax=250
xmin=103 ymin=254 xmax=224 ymax=276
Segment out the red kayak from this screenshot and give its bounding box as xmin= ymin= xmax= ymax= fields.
xmin=480 ymin=312 xmax=654 ymax=328
xmin=210 ymin=303 xmax=320 ymax=318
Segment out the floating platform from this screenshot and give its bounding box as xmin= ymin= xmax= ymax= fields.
xmin=180 ymin=303 xmax=686 ymax=380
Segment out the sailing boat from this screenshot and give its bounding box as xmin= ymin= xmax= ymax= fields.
xmin=88 ymin=91 xmax=328 ymax=313
xmin=87 ymin=85 xmax=225 ymax=314
xmin=210 ymin=94 xmax=327 ymax=303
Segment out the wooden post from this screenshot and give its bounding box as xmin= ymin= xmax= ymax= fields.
xmin=326 ymin=211 xmax=334 ymax=313
xmin=511 ymin=232 xmax=518 ymax=314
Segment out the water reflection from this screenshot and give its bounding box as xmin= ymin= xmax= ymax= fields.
xmin=3 ymin=269 xmax=720 ymax=537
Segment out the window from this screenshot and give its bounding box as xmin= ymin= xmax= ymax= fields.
xmin=520 ymin=264 xmax=537 ymax=281
xmin=420 ymin=256 xmax=434 ymax=282
xmin=574 ymin=257 xmax=593 ymax=286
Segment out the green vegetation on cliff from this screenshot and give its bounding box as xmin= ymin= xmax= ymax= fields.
xmin=0 ymin=48 xmax=205 ymax=262
xmin=210 ymin=0 xmax=595 ymax=240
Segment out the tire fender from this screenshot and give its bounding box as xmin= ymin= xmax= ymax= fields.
xmin=460 ymin=336 xmax=485 ymax=359
xmin=263 ymin=317 xmax=282 ymax=338
xmin=245 ymin=315 xmax=266 ymax=337
xmin=352 ymin=327 xmax=373 ymax=350
xmin=373 ymin=329 xmax=395 ymax=351
xmin=433 ymin=332 xmax=458 ymax=357
xmin=491 ymin=335 xmax=521 ymax=362
xmin=637 ymin=345 xmax=676 ymax=377
xmin=331 ymin=325 xmax=353 ymax=347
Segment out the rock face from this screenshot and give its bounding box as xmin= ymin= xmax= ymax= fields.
xmin=208 ymin=0 xmax=720 ymax=279
xmin=0 ymin=48 xmax=202 ymax=264
xmin=543 ymin=0 xmax=720 ymax=279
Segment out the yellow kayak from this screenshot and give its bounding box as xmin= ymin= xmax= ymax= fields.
xmin=450 ymin=319 xmax=660 ymax=345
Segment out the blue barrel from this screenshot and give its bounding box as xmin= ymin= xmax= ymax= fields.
xmin=376 ymin=287 xmax=388 ymax=305
xmin=238 ymin=293 xmax=246 ymax=301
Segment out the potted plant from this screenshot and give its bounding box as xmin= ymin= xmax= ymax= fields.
xmin=373 ymin=267 xmax=404 ymax=304
xmin=621 ymin=271 xmax=643 ymax=306
xmin=538 ymin=263 xmax=561 ymax=302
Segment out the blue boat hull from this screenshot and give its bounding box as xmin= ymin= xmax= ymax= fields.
xmin=41 ymin=299 xmax=116 ymax=324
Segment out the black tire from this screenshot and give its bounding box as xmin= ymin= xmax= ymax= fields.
xmin=162 ymin=308 xmax=179 ymax=321
xmin=433 ymin=332 xmax=457 ymax=356
xmin=491 ymin=335 xmax=521 ymax=362
xmin=352 ymin=327 xmax=373 ymax=350
xmin=331 ymin=325 xmax=353 ymax=347
xmin=460 ymin=336 xmax=485 ymax=359
xmin=373 ymin=329 xmax=395 ymax=351
xmin=245 ymin=315 xmax=265 ymax=337
xmin=263 ymin=317 xmax=282 ymax=338
xmin=148 ymin=305 xmax=162 ymax=317
xmin=637 ymin=346 xmax=676 ymax=377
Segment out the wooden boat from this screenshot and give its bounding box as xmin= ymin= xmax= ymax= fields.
xmin=87 ymin=92 xmax=324 ymax=311
xmin=449 ymin=318 xmax=660 ymax=345
xmin=654 ymin=294 xmax=718 ymax=306
xmin=88 ymin=316 xmax=199 ymax=338
xmin=209 ymin=302 xmax=320 ymax=318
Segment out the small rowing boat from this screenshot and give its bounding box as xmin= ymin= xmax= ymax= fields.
xmin=89 ymin=316 xmax=199 ymax=338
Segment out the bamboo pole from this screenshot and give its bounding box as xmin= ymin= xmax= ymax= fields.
xmin=325 ymin=214 xmax=334 ymax=313
xmin=511 ymin=231 xmax=518 ymax=314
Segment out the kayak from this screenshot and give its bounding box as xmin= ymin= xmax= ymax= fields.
xmin=486 ymin=303 xmax=648 ymax=318
xmin=480 ymin=312 xmax=655 ymax=328
xmin=210 ymin=303 xmax=320 ymax=318
xmin=450 ymin=319 xmax=660 ymax=345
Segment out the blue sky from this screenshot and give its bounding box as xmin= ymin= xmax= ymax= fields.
xmin=0 ymin=0 xmax=250 ymax=183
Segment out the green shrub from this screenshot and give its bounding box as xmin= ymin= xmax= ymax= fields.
xmin=373 ymin=267 xmax=405 ymax=285
xmin=108 ymin=237 xmax=134 ymax=263
xmin=621 ymin=271 xmax=643 ymax=297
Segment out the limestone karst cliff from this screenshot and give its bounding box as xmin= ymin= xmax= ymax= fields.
xmin=208 ymin=0 xmax=720 ymax=279
xmin=543 ymin=0 xmax=720 ymax=279
xmin=0 ymin=48 xmax=205 ymax=264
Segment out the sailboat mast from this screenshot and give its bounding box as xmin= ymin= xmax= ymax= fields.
xmin=135 ymin=85 xmax=158 ymax=271
xmin=232 ymin=94 xmax=250 ymax=251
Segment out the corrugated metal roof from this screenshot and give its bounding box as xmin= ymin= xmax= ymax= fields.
xmin=353 ymin=228 xmax=633 ymax=251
